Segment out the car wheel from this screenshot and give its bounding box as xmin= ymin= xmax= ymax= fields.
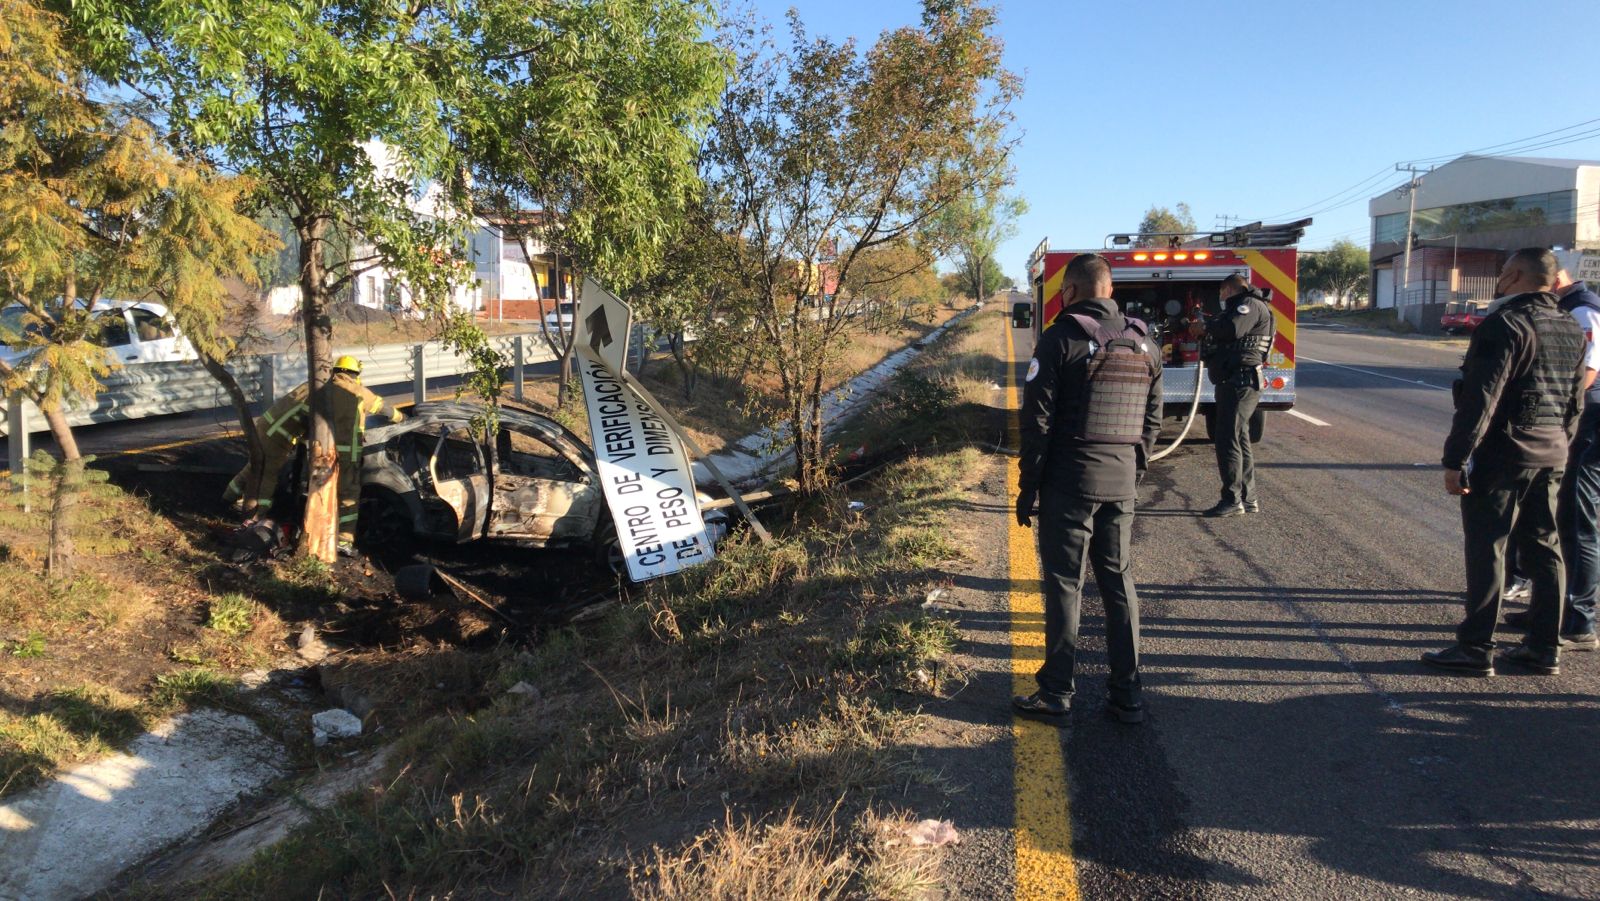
xmin=592 ymin=517 xmax=626 ymax=576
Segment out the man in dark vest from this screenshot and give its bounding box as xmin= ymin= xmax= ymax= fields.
xmin=1506 ymin=268 xmax=1600 ymax=650
xmin=1201 ymin=273 xmax=1275 ymax=517
xmin=1015 ymin=253 xmax=1164 ymax=724
xmin=1428 ymin=247 xmax=1587 ymax=676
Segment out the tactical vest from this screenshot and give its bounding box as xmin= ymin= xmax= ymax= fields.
xmin=1235 ymin=294 xmax=1275 ymax=368
xmin=1509 ymin=301 xmax=1584 ymax=429
xmin=1066 ymin=313 xmax=1156 ymax=445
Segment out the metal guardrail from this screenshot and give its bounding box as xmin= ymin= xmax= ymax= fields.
xmin=3 ymin=333 xmax=560 ymax=472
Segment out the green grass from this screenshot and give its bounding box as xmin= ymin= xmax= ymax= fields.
xmin=7 ymin=631 xmax=46 ymax=659
xmin=206 ymin=594 xmax=257 ymax=638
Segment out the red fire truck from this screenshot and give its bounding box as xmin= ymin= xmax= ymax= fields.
xmin=1017 ymin=219 xmax=1309 ymax=443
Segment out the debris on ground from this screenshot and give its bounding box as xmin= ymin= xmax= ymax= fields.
xmin=904 ymin=818 xmax=961 ymax=847
xmin=310 ymin=708 xmax=363 ymax=746
xmin=507 ymin=681 xmax=540 ymax=700
xmin=922 ymin=587 xmax=948 ymax=609
xmin=295 ymin=624 xmax=331 ymax=663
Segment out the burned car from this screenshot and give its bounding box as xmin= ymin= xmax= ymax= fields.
xmin=358 ymin=402 xmax=619 ymax=559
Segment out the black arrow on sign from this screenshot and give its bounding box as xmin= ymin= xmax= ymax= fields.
xmin=585 ymin=306 xmax=613 ymax=355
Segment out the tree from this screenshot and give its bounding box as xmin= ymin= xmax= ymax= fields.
xmin=0 ymin=0 xmax=273 ymax=573
xmin=698 ymin=1 xmax=1017 ymax=493
xmin=464 ymin=0 xmax=727 ymax=408
xmin=947 ymin=253 xmax=1013 ymax=299
xmin=935 ymin=155 xmax=1026 ymax=305
xmin=841 ymin=240 xmax=941 ymax=323
xmin=72 ymin=0 xmax=716 ymax=558
xmin=1135 ymin=203 xmax=1196 ymax=245
xmin=1301 ymin=239 xmax=1371 ymax=308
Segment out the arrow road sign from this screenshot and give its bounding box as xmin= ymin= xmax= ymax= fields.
xmin=585 ymin=306 xmax=613 ymax=356
xmin=574 ymin=277 xmax=631 ymax=373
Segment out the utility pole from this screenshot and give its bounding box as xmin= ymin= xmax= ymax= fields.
xmin=1395 ymin=163 xmax=1431 ymax=302
xmin=1215 ymin=214 xmax=1245 ymax=230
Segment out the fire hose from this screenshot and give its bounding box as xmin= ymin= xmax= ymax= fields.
xmin=1148 ymin=358 xmax=1204 ymax=463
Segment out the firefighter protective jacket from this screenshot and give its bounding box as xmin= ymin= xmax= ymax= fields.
xmin=1201 ymin=288 xmax=1275 ymax=385
xmin=1020 ymin=297 xmax=1165 ymax=503
xmin=257 ymin=381 xmax=311 ymax=445
xmin=325 ymin=372 xmax=401 ymax=464
xmin=1443 ymin=291 xmax=1586 ymax=473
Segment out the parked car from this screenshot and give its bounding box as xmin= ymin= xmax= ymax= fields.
xmin=543 ymin=301 xmax=576 ymax=332
xmin=0 ymin=300 xmax=197 ymax=367
xmin=1440 ymin=300 xmax=1488 ymax=335
xmin=357 ymin=401 xmax=727 ymax=564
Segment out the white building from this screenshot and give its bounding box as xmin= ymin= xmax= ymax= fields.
xmin=1367 ymin=154 xmax=1600 ymax=325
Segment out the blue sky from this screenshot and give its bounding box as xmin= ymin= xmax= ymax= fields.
xmin=748 ymin=0 xmax=1600 ymax=284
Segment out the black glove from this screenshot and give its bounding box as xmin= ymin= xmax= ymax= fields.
xmin=1016 ymin=487 xmax=1037 ymax=528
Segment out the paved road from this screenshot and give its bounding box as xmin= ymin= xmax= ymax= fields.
xmin=999 ymin=321 xmax=1600 ymax=899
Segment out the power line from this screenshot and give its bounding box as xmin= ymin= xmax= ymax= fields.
xmin=1402 ymin=117 xmax=1600 ymax=165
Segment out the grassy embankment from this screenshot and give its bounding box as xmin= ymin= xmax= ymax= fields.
xmin=1298 ymin=304 xmax=1418 ymax=334
xmin=519 ymin=304 xmax=971 ymax=454
xmin=171 ymin=308 xmax=1010 ymax=899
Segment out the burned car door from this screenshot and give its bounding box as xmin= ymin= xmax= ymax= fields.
xmin=486 ymin=426 xmax=602 ymax=542
xmin=419 ymin=424 xmax=492 ymax=543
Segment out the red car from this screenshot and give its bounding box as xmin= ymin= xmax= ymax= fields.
xmin=1440 ymin=301 xmax=1488 ymax=334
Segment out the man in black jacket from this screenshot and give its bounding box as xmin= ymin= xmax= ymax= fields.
xmin=1015 ymin=253 xmax=1163 ymax=723
xmin=1427 ymin=247 xmax=1587 ymax=676
xmin=1201 ymin=273 xmax=1275 ymax=517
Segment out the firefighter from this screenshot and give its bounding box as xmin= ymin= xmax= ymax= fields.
xmin=223 ymin=379 xmax=311 ymax=516
xmin=324 ymin=355 xmax=405 ymax=555
xmin=1201 ymin=273 xmax=1275 ymax=517
xmin=1014 ymin=253 xmax=1163 ymax=725
xmin=1427 ymin=248 xmax=1586 ymax=676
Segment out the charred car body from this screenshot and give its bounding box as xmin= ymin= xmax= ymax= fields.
xmin=359 ymin=402 xmax=626 ymax=557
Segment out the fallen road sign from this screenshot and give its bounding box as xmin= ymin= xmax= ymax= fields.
xmin=575 ymin=277 xmax=633 ymax=375
xmin=577 ymin=355 xmax=715 ymax=582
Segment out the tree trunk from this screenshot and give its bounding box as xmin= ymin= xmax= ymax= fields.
xmin=295 ymin=215 xmax=339 ymax=563
xmin=40 ymin=402 xmax=82 ymax=578
xmin=199 ymin=352 xmax=265 ymax=511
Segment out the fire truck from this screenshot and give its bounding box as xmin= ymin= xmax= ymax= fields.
xmin=1017 ymin=219 xmax=1310 ymax=444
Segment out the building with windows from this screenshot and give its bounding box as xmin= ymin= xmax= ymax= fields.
xmin=1368 ymin=154 xmax=1600 ymax=327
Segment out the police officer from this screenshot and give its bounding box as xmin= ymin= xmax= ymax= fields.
xmin=1426 ymin=248 xmax=1586 ymax=676
xmin=1014 ymin=253 xmax=1163 ymax=724
xmin=324 ymin=355 xmax=404 ymax=555
xmin=223 ymin=379 xmax=312 ymax=517
xmin=1505 ymin=268 xmax=1600 ymax=650
xmin=1201 ymin=273 xmax=1275 ymax=517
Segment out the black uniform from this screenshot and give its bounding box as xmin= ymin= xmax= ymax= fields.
xmin=1202 ymin=287 xmax=1275 ymax=508
xmin=1020 ymin=297 xmax=1164 ymax=708
xmin=1442 ymin=291 xmax=1586 ymax=656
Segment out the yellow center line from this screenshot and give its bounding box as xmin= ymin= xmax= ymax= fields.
xmin=1005 ymin=322 xmax=1080 ymax=900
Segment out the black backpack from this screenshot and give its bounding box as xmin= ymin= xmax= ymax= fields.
xmin=1067 ymin=313 xmax=1156 ymax=445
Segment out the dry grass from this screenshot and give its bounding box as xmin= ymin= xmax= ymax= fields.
xmin=633 ymin=807 xmax=941 ymax=901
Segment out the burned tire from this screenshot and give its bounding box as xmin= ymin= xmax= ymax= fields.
xmin=592 ymin=517 xmax=626 ymax=576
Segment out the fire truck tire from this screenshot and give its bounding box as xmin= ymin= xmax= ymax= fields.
xmin=1249 ymin=409 xmax=1265 ymax=444
xmin=1203 ymin=407 xmax=1217 ymax=442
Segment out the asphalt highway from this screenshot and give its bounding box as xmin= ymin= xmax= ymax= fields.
xmin=1028 ymin=321 xmax=1600 ymax=899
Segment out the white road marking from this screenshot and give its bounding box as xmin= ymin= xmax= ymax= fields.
xmin=1299 ymin=356 xmax=1450 ymax=391
xmin=1287 ymin=409 xmax=1331 ymax=427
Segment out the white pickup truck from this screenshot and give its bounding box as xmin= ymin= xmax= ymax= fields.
xmin=0 ymin=300 xmax=198 ymax=368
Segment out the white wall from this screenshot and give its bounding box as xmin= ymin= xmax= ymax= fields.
xmin=1374 ymin=268 xmax=1395 ymax=309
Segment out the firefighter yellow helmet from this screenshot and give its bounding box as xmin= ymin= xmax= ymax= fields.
xmin=332 ymin=355 xmax=362 ymax=375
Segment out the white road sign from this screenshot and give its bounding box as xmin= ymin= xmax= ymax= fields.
xmin=575 ymin=276 xmax=633 ymax=374
xmin=577 ymin=355 xmax=714 ymax=582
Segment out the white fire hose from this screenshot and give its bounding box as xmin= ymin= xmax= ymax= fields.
xmin=1148 ymin=358 xmax=1205 ymax=463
